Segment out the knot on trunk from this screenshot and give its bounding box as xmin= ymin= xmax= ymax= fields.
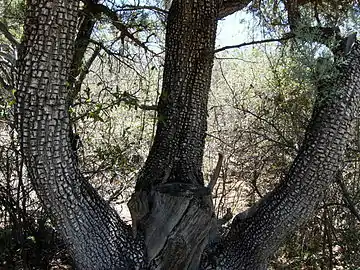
xmin=155 ymin=182 xmax=211 ymax=197
xmin=128 ymin=183 xmax=215 ymax=269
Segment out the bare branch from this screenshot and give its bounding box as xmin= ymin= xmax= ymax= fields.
xmin=73 ymin=46 xmax=101 ymax=98
xmin=215 ymin=35 xmax=294 ymax=53
xmin=214 ymin=27 xmax=347 ymax=54
xmin=208 ymin=153 xmax=224 ymax=191
xmin=89 ymin=39 xmax=146 ymax=79
xmin=68 ymin=5 xmax=97 ymax=102
xmin=120 ymin=5 xmax=168 ymax=14
xmin=138 ymin=104 xmax=157 ymax=111
xmin=336 ymin=171 xmax=360 ymax=223
xmin=0 ymin=21 xmax=19 ymax=47
xmin=84 ymin=0 xmax=154 ymax=53
xmin=218 ymin=207 xmax=233 ymax=225
xmin=206 ymin=132 xmax=233 ymax=147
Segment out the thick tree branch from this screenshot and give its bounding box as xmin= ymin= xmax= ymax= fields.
xmin=284 ymin=0 xmax=301 ymax=31
xmin=218 ymin=0 xmax=252 ymax=19
xmin=129 ymin=0 xmax=218 ymax=267
xmin=16 ymin=1 xmax=144 ymax=268
xmin=68 ymin=4 xmax=97 ymax=103
xmin=209 ymin=38 xmax=360 ymax=268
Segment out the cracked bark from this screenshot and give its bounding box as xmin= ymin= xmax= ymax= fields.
xmin=15 ymin=1 xmax=143 ymax=269
xmin=15 ymin=0 xmax=360 ymax=269
xmin=200 ymin=39 xmax=360 ymax=269
xmin=128 ymin=0 xmax=218 ymax=268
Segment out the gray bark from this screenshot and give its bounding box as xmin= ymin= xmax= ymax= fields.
xmin=14 ymin=0 xmax=360 ymax=269
xmin=200 ymin=38 xmax=360 ymax=269
xmin=128 ymin=0 xmax=218 ymax=268
xmin=15 ymin=1 xmax=143 ymax=269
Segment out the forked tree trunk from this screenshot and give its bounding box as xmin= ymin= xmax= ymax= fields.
xmin=15 ymin=0 xmax=360 ymax=269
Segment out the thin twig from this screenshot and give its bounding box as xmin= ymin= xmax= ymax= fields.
xmin=120 ymin=5 xmax=168 ymax=14
xmin=84 ymin=0 xmax=155 ymax=53
xmin=0 ymin=21 xmax=19 ymax=47
xmin=215 ymin=35 xmax=294 ymax=53
xmin=336 ymin=171 xmax=360 ymax=223
xmin=208 ymin=153 xmax=224 ymax=191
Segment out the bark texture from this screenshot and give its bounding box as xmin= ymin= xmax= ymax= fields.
xmin=200 ymin=38 xmax=360 ymax=269
xmin=15 ymin=0 xmax=360 ymax=269
xmin=15 ymin=1 xmax=143 ymax=269
xmin=128 ymin=0 xmax=218 ymax=268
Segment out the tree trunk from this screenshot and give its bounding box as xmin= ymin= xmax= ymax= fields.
xmin=128 ymin=0 xmax=218 ymax=268
xmin=15 ymin=0 xmax=360 ymax=269
xmin=200 ymin=39 xmax=360 ymax=269
xmin=15 ymin=1 xmax=143 ymax=269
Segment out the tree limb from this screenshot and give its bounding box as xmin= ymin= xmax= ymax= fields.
xmin=89 ymin=39 xmax=146 ymax=79
xmin=0 ymin=21 xmax=19 ymax=47
xmin=218 ymin=0 xmax=252 ymax=19
xmin=336 ymin=171 xmax=360 ymax=223
xmin=83 ymin=0 xmax=153 ymax=53
xmin=212 ymin=40 xmax=360 ymax=268
xmin=68 ymin=4 xmax=97 ymax=103
xmin=215 ymin=35 xmax=294 ymax=53
xmin=16 ymin=1 xmax=144 ymax=268
xmin=208 ymin=153 xmax=224 ymax=191
xmin=138 ymin=104 xmax=158 ymax=111
xmin=214 ymin=27 xmax=347 ymax=54
xmin=120 ymin=4 xmax=168 ymax=14
xmin=73 ymin=46 xmax=101 ymax=98
xmin=284 ymin=0 xmax=301 ymax=31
